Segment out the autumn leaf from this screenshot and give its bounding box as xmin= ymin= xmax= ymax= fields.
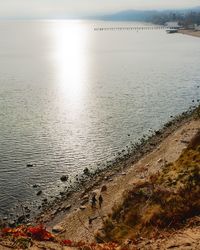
xmin=61 ymin=239 xmax=72 ymax=246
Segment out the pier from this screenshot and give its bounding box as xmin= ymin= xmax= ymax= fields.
xmin=94 ymin=26 xmax=170 ymax=31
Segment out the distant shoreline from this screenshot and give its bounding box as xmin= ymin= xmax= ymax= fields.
xmin=178 ymin=29 xmax=200 ymax=38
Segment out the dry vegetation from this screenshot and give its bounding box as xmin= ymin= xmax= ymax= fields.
xmin=96 ymin=131 xmax=200 ymax=243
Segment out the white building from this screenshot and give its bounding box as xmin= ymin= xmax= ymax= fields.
xmin=165 ymin=22 xmax=181 ymax=29
xmin=194 ymin=24 xmax=200 ymax=31
xmin=187 ymin=24 xmax=195 ymax=30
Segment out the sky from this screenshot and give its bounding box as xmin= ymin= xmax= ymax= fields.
xmin=0 ymin=0 xmax=199 ymax=18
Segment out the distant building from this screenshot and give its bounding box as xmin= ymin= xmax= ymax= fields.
xmin=165 ymin=22 xmax=181 ymax=29
xmin=187 ymin=24 xmax=195 ymax=30
xmin=194 ymin=24 xmax=200 ymax=31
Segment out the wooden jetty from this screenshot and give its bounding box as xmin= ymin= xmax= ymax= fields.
xmin=94 ymin=26 xmax=168 ymax=31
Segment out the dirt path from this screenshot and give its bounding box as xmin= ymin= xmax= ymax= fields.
xmin=50 ymin=119 xmax=200 ymax=243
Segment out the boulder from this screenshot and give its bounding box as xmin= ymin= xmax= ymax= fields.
xmin=27 ymin=164 xmax=34 ymax=167
xmin=65 ymin=204 xmax=72 ymax=210
xmin=51 ymin=210 xmax=58 ymax=216
xmin=60 ymin=175 xmax=68 ymax=182
xmin=36 ymin=190 xmax=42 ymax=196
xmin=17 ymin=215 xmax=25 ymax=223
xmin=83 ymin=167 xmax=90 ymax=175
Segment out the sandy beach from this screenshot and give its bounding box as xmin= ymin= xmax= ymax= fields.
xmin=22 ymin=104 xmax=198 ymax=245
xmin=30 ymin=110 xmax=192 ymax=225
xmin=179 ymin=29 xmax=200 ymax=38
xmin=47 ymin=118 xmax=200 ymax=243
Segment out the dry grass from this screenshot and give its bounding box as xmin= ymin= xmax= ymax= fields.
xmin=96 ymin=132 xmax=200 ymax=243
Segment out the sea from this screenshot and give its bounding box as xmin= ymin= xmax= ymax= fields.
xmin=0 ymin=20 xmax=200 ymax=218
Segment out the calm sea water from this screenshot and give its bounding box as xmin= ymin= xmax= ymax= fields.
xmin=0 ymin=20 xmax=200 ymax=217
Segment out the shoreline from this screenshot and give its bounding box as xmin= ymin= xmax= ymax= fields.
xmin=0 ymin=105 xmax=200 ymax=249
xmin=178 ymin=29 xmax=200 ymax=38
xmin=46 ymin=107 xmax=200 ymax=243
xmin=34 ymin=105 xmax=199 ymax=227
xmin=1 ymin=105 xmax=199 ymax=230
xmin=1 ymin=109 xmax=200 ymax=248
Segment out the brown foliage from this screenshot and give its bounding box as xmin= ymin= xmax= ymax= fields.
xmin=97 ymin=134 xmax=200 ymax=243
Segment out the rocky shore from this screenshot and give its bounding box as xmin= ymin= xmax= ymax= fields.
xmin=34 ymin=105 xmax=200 ymax=227
xmin=0 ymin=104 xmax=199 ymax=230
xmin=0 ymin=105 xmax=200 ymax=249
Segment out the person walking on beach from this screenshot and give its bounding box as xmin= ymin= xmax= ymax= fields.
xmin=99 ymin=194 xmax=103 ymax=208
xmin=91 ymin=194 xmax=97 ymax=208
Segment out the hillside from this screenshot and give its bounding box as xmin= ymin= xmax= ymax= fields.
xmin=97 ymin=131 xmax=200 ymax=244
xmin=94 ymin=7 xmax=200 ymax=25
xmin=98 ymin=10 xmax=157 ymax=22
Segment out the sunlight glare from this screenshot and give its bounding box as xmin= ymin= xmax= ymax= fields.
xmin=51 ymin=21 xmax=89 ymax=105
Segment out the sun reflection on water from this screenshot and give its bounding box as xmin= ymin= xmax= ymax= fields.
xmin=50 ymin=21 xmax=89 ymax=105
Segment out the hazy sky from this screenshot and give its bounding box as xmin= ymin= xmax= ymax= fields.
xmin=0 ymin=0 xmax=199 ymax=18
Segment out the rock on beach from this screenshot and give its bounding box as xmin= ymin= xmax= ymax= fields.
xmin=60 ymin=175 xmax=68 ymax=182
